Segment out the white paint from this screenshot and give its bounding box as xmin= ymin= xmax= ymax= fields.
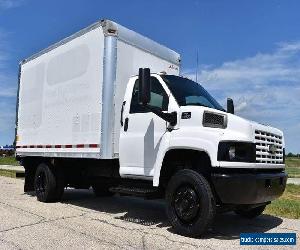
xmin=119 ymin=76 xmax=176 ymax=177
xmin=17 ymin=28 xmax=104 ymax=156
xmin=16 ymin=21 xmax=180 ymax=159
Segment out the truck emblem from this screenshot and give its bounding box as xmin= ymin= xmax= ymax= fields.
xmin=268 ymin=144 xmax=277 ymax=154
xmin=181 ymin=112 xmax=191 ymax=119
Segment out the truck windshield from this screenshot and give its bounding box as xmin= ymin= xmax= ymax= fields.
xmin=161 ymin=75 xmax=225 ymax=111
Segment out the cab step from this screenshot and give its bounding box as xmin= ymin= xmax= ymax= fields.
xmin=109 ymin=186 xmax=163 ymax=199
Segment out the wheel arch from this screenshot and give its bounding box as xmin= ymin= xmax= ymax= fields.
xmin=153 ymin=147 xmax=213 ymax=187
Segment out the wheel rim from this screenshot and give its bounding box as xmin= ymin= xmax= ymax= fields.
xmin=36 ymin=171 xmax=46 ymax=197
xmin=173 ymin=185 xmax=200 ymax=223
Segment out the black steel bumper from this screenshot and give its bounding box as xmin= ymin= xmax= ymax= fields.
xmin=211 ymin=170 xmax=287 ymax=205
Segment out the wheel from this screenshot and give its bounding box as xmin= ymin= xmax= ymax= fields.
xmin=165 ymin=169 xmax=216 ymax=237
xmin=235 ymin=205 xmax=266 ymax=219
xmin=92 ymin=181 xmax=114 ymax=197
xmin=34 ymin=163 xmax=64 ymax=202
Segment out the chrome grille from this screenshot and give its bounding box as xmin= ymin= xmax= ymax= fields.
xmin=255 ymin=130 xmax=283 ymax=164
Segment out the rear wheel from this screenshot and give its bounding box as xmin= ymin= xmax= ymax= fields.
xmin=235 ymin=205 xmax=266 ymax=219
xmin=165 ymin=169 xmax=216 ymax=237
xmin=34 ymin=163 xmax=64 ymax=202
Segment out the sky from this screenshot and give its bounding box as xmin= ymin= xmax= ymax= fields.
xmin=0 ymin=0 xmax=299 ymax=153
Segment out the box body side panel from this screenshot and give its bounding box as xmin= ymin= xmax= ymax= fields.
xmin=16 ymin=28 xmax=104 ymax=158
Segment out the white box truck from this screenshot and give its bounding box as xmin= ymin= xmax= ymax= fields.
xmin=16 ymin=19 xmax=287 ymax=237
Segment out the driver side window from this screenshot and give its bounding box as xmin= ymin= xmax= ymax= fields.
xmin=130 ymin=77 xmax=169 ymax=113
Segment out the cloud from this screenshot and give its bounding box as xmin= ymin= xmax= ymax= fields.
xmin=183 ymin=42 xmax=300 ymax=153
xmin=0 ymin=0 xmax=25 ymax=9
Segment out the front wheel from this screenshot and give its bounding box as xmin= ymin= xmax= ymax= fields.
xmin=165 ymin=169 xmax=216 ymax=237
xmin=235 ymin=205 xmax=266 ymax=219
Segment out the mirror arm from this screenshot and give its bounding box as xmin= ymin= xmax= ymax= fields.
xmin=144 ymin=105 xmax=177 ymax=126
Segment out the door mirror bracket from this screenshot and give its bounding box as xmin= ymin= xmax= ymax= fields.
xmin=145 ymin=105 xmax=177 ymax=126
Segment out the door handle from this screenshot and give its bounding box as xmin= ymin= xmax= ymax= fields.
xmin=120 ymin=101 xmax=126 ymax=126
xmin=124 ymin=118 xmax=129 ymax=132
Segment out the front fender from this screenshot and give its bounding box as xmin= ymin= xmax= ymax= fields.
xmin=152 ymin=128 xmax=220 ymax=186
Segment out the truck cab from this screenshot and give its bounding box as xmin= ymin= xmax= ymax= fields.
xmin=118 ymin=69 xmax=287 ymax=236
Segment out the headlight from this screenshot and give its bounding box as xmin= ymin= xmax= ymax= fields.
xmin=218 ymin=141 xmax=256 ymax=163
xmin=228 ymin=146 xmax=236 ymax=160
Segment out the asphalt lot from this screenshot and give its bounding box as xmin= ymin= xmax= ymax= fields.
xmin=0 ymin=176 xmax=298 ymax=250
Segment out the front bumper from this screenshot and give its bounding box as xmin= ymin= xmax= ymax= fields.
xmin=211 ymin=169 xmax=287 ymax=205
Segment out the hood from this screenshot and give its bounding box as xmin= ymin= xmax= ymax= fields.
xmin=179 ymin=106 xmax=284 ymax=142
xmin=178 ymin=106 xmax=285 ymax=165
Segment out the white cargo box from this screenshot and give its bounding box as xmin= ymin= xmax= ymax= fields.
xmin=16 ymin=19 xmax=181 ymax=159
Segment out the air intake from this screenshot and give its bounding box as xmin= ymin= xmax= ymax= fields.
xmin=203 ymin=111 xmax=227 ymax=129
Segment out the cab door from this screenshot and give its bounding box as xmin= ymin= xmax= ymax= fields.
xmin=119 ymin=76 xmax=170 ymax=177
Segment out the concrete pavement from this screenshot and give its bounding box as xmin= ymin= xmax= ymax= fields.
xmin=0 ymin=165 xmax=24 ymax=172
xmin=287 ymin=178 xmax=300 ymax=185
xmin=0 ymin=165 xmax=24 ymax=178
xmin=0 ymin=176 xmax=299 ymax=249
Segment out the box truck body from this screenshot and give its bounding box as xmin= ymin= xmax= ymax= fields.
xmin=16 ymin=20 xmax=287 ymax=237
xmin=16 ymin=20 xmax=180 ymax=159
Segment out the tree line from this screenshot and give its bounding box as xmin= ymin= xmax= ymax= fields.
xmin=287 ymin=152 xmax=300 ymax=157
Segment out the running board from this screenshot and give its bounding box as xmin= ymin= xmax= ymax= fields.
xmin=109 ymin=186 xmax=163 ymax=199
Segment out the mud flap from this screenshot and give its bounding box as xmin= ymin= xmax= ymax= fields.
xmin=24 ymin=166 xmax=36 ymax=192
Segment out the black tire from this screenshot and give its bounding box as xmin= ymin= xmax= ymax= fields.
xmin=34 ymin=163 xmax=64 ymax=202
xmin=92 ymin=181 xmax=114 ymax=197
xmin=235 ymin=205 xmax=266 ymax=219
xmin=165 ymin=169 xmax=216 ymax=237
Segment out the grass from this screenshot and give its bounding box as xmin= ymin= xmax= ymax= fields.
xmin=285 ymin=157 xmax=300 ymax=178
xmin=0 ymin=156 xmax=19 ymax=166
xmin=265 ymin=184 xmax=300 ymax=219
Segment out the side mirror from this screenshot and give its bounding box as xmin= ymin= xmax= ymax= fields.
xmin=138 ymin=68 xmax=151 ymax=105
xmin=227 ymin=98 xmax=234 ymax=114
